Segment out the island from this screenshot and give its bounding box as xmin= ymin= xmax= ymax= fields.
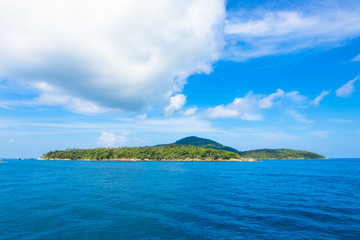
xmin=40 ymin=144 xmax=256 ymax=161
xmin=40 ymin=136 xmax=326 ymax=161
xmin=173 ymin=136 xmax=326 ymax=159
xmin=171 ymin=136 xmax=326 ymax=159
xmin=237 ymin=148 xmax=326 ymax=159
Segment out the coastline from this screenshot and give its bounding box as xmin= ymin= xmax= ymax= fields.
xmin=38 ymin=158 xmax=258 ymax=162
xmin=256 ymin=158 xmax=327 ymax=160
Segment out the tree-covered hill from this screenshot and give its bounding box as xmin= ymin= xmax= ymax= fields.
xmin=172 ymin=136 xmax=326 ymax=159
xmin=41 ymin=145 xmax=242 ymax=161
xmin=239 ymin=149 xmax=326 ymax=159
xmin=173 ymin=136 xmax=240 ymax=154
xmin=42 ymin=136 xmax=326 ymax=160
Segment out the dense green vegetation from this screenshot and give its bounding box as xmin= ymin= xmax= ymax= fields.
xmin=42 ymin=136 xmax=326 ymax=160
xmin=173 ymin=136 xmax=240 ymax=154
xmin=238 ymin=149 xmax=326 ymax=159
xmin=42 ymin=145 xmax=241 ymax=160
xmin=172 ymin=136 xmax=326 ymax=159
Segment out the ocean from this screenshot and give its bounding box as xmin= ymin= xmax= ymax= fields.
xmin=0 ymin=159 xmax=359 ymax=240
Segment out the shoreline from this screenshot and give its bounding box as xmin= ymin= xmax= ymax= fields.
xmin=38 ymin=158 xmax=258 ymax=162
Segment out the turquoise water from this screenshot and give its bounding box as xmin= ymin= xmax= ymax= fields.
xmin=0 ymin=159 xmax=359 ymax=240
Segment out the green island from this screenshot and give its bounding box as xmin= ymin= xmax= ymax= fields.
xmin=41 ymin=136 xmax=326 ymax=161
xmin=172 ymin=136 xmax=326 ymax=159
xmin=41 ymin=144 xmax=249 ymax=161
xmin=238 ymin=149 xmax=326 ymax=159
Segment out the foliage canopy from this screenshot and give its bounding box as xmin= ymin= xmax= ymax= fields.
xmin=42 ymin=144 xmax=241 ymax=160
xmin=42 ymin=136 xmax=326 ymax=160
xmin=174 ymin=136 xmax=240 ymax=154
xmin=239 ymin=148 xmax=326 ymax=159
xmin=173 ymin=136 xmax=326 ymax=159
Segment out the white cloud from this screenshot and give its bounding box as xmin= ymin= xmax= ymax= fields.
xmin=241 ymin=113 xmax=263 ymax=121
xmin=310 ymin=90 xmax=331 ymax=106
xmin=206 ymin=105 xmax=242 ymax=118
xmin=336 ymin=77 xmax=358 ymax=97
xmin=353 ymin=54 xmax=360 ymax=61
xmin=0 ymin=84 xmax=114 ymax=113
xmin=183 ymin=107 xmax=198 ymax=116
xmin=258 ymin=89 xmax=285 ymax=109
xmin=98 ymin=131 xmax=130 ymax=147
xmin=285 ymin=91 xmax=307 ymax=104
xmin=32 ymin=82 xmax=111 ymax=113
xmin=204 ymin=89 xmax=308 ymax=120
xmin=224 ymin=8 xmax=360 ymax=60
xmin=35 ymin=93 xmax=110 ymax=114
xmin=0 ymin=0 xmax=225 ymax=112
xmin=164 ymin=94 xmax=187 ymax=116
xmin=205 ymin=92 xmax=262 ymax=120
xmin=226 ymin=11 xmax=316 ymax=37
xmin=287 ymin=110 xmax=313 ymax=124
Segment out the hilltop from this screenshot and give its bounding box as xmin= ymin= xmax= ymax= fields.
xmin=173 ymin=136 xmax=240 ymax=154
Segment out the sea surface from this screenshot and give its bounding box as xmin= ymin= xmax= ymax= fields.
xmin=0 ymin=158 xmax=359 ymax=240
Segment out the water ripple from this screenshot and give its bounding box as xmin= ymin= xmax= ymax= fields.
xmin=0 ymin=159 xmax=359 ymax=240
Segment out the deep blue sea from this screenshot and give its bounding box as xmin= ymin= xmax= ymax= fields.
xmin=0 ymin=159 xmax=359 ymax=240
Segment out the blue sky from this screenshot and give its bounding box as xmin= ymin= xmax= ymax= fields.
xmin=0 ymin=0 xmax=360 ymax=158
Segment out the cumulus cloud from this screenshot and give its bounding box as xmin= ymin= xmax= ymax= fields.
xmin=164 ymin=94 xmax=187 ymax=116
xmin=224 ymin=8 xmax=360 ymax=60
xmin=98 ymin=131 xmax=130 ymax=147
xmin=0 ymin=0 xmax=225 ymax=113
xmin=336 ymin=77 xmax=358 ymax=97
xmin=35 ymin=92 xmax=111 ymax=114
xmin=310 ymin=90 xmax=331 ymax=106
xmin=1 ymin=1 xmax=360 ymax=115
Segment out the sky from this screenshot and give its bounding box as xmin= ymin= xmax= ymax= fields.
xmin=0 ymin=0 xmax=360 ymax=158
